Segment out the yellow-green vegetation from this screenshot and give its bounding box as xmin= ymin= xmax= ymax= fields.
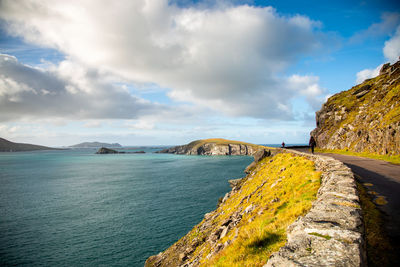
xmin=186 ymin=138 xmax=266 ymax=150
xmin=176 ymin=153 xmax=320 ymax=267
xmin=203 ymin=153 xmax=321 ymax=266
xmin=315 ymin=148 xmax=400 ymax=165
xmin=356 ymin=181 xmax=395 ymax=266
xmin=327 ymin=76 xmax=400 ymax=130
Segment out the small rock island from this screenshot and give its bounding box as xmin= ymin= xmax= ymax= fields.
xmin=96 ymin=147 xmax=121 ymax=154
xmin=95 ymin=147 xmax=146 ymax=154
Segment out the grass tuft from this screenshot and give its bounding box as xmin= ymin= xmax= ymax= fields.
xmin=308 ymin=232 xmax=332 ymax=240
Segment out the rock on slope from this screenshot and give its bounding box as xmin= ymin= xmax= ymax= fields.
xmin=157 ymin=138 xmax=261 ymax=156
xmin=0 ymin=137 xmax=56 ymax=152
xmin=311 ymin=60 xmax=400 ymax=155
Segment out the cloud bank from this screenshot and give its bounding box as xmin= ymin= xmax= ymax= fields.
xmin=0 ymin=54 xmax=166 ymax=122
xmin=0 ymin=0 xmax=328 ymax=120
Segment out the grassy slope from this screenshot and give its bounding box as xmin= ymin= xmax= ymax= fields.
xmin=315 ymin=148 xmax=400 ymax=165
xmin=326 ymin=78 xmax=399 ymax=133
xmin=159 ymin=152 xmax=321 ymax=266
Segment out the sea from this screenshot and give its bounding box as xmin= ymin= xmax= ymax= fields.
xmin=0 ymin=147 xmax=256 ymax=266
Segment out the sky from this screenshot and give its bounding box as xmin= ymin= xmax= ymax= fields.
xmin=0 ymin=0 xmax=399 ymax=146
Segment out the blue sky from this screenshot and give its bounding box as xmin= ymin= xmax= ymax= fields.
xmin=0 ymin=0 xmax=399 ymax=146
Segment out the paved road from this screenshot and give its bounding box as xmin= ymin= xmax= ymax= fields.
xmin=291 ymin=148 xmax=400 ymax=260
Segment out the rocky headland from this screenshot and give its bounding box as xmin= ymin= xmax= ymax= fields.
xmin=312 ymin=60 xmax=400 ymax=155
xmin=156 ymin=138 xmax=262 ymax=156
xmin=0 ymin=137 xmax=58 ymax=152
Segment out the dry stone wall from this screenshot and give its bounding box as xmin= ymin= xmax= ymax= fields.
xmin=266 ymin=150 xmax=366 ymax=267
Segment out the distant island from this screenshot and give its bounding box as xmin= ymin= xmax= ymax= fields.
xmin=69 ymin=142 xmax=122 ymax=148
xmin=0 ymin=137 xmax=57 ymax=152
xmin=96 ymin=147 xmax=146 ymax=154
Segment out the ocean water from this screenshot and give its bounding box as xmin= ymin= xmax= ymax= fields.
xmin=0 ymin=149 xmax=252 ymax=266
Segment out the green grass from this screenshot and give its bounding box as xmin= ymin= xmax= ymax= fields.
xmin=315 ymin=148 xmax=400 ymax=165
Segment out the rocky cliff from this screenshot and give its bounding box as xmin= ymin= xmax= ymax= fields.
xmin=156 ymin=138 xmax=261 ymax=156
xmin=311 ymin=60 xmax=400 ymax=155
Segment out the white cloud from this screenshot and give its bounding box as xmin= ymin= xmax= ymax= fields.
xmin=356 ymin=64 xmax=382 ymax=84
xmin=125 ymin=120 xmax=156 ymax=130
xmin=0 ymin=0 xmax=328 ymax=119
xmin=0 ymin=54 xmax=168 ymax=122
xmin=287 ymin=75 xmax=327 ymax=110
xmin=384 ymin=25 xmax=400 ymax=62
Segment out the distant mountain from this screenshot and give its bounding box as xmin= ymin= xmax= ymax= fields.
xmin=0 ymin=137 xmax=56 ymax=152
xmin=69 ymin=142 xmax=122 ymax=148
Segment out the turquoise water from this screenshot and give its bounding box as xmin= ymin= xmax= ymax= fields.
xmin=0 ymin=149 xmax=252 ymax=266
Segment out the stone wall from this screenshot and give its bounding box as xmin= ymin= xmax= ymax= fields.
xmin=266 ymin=150 xmax=366 ymax=266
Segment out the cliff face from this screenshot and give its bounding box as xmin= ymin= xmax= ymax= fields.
xmin=157 ymin=138 xmax=261 ymax=156
xmin=311 ymin=60 xmax=400 ymax=155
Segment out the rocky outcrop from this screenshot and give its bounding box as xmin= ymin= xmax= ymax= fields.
xmin=312 ymin=60 xmax=400 ymax=155
xmin=95 ymin=147 xmax=121 ymax=154
xmin=157 ymin=138 xmax=261 ymax=156
xmin=266 ymin=150 xmax=365 ymax=267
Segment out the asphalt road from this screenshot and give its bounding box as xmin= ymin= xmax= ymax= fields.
xmin=290 ymin=147 xmax=400 ymax=261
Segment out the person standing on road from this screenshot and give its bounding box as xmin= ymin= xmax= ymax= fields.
xmin=309 ymin=136 xmax=316 ymax=154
